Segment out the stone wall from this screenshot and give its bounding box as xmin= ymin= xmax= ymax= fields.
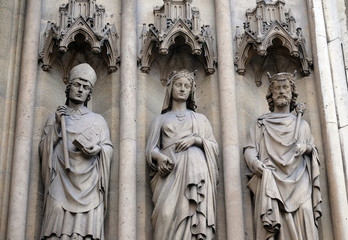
xmin=0 ymin=0 xmax=348 ymax=239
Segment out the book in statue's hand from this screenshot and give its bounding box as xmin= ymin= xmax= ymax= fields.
xmin=73 ymin=125 xmax=101 ymax=150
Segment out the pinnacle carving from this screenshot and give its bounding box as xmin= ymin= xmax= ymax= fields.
xmin=139 ymin=0 xmax=216 ymax=74
xmin=235 ymin=0 xmax=312 ymax=86
xmin=39 ymin=0 xmax=120 ymax=73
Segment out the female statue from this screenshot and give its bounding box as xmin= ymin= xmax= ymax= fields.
xmin=146 ymin=69 xmax=219 ymax=240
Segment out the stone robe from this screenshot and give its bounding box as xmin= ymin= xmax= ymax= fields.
xmin=146 ymin=110 xmax=219 ymax=240
xmin=244 ymin=113 xmax=322 ymax=240
xmin=39 ymin=107 xmax=113 ymax=240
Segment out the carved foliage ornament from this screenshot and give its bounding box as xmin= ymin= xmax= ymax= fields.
xmin=139 ymin=0 xmax=216 ymax=74
xmin=235 ymin=0 xmax=312 ymax=86
xmin=39 ymin=0 xmax=120 ymax=73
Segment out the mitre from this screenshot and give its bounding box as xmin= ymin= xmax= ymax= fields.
xmin=69 ymin=63 xmax=97 ymax=87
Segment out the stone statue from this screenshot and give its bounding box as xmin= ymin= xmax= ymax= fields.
xmin=244 ymin=72 xmax=322 ymax=240
xmin=146 ymin=69 xmax=219 ymax=240
xmin=39 ymin=63 xmax=113 ymax=239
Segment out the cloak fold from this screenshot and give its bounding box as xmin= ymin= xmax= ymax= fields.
xmin=146 ymin=111 xmax=219 ymax=240
xmin=40 ymin=108 xmax=113 ymax=239
xmin=244 ymin=113 xmax=322 ymax=240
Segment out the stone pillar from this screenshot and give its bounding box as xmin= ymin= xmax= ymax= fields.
xmin=322 ymin=0 xmax=348 ymax=197
xmin=5 ymin=0 xmax=42 ymax=238
xmin=214 ymin=0 xmax=245 ymax=239
xmin=0 ymin=0 xmax=25 ymax=238
xmin=136 ymin=72 xmax=151 ymax=240
xmin=118 ymin=0 xmax=137 ymax=239
xmin=336 ymin=0 xmax=348 ymax=81
xmin=306 ymin=0 xmax=348 ymax=239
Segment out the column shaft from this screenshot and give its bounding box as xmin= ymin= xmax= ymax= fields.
xmin=306 ymin=0 xmax=348 ymax=238
xmin=6 ymin=0 xmax=42 ymax=238
xmin=0 ymin=0 xmax=24 ymax=238
xmin=214 ymin=0 xmax=245 ymax=239
xmin=118 ymin=0 xmax=138 ymax=239
xmin=322 ymin=0 xmax=348 ymax=198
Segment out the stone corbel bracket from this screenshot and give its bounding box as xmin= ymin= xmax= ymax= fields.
xmin=39 ymin=0 xmax=120 ymax=73
xmin=139 ymin=0 xmax=216 ymax=74
xmin=234 ymin=0 xmax=312 ymax=86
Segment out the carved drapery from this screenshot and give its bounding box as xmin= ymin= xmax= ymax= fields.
xmin=139 ymin=0 xmax=216 ymax=75
xmin=234 ymin=0 xmax=312 ymax=86
xmin=39 ymin=0 xmax=120 ymax=76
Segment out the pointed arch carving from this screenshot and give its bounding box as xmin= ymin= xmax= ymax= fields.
xmin=234 ymin=0 xmax=312 ymax=86
xmin=139 ymin=0 xmax=216 ymax=74
xmin=58 ymin=17 xmax=101 ymax=53
xmin=39 ymin=0 xmax=120 ymax=73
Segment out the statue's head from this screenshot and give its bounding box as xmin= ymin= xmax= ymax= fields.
xmin=65 ymin=63 xmax=97 ymax=107
xmin=161 ymin=69 xmax=197 ymax=114
xmin=266 ymin=71 xmax=298 ymax=112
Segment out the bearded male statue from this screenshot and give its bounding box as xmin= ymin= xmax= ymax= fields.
xmin=39 ymin=63 xmax=113 ymax=239
xmin=243 ymin=72 xmax=322 ymax=240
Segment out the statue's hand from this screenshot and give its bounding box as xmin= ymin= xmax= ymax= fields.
xmin=55 ymin=105 xmax=67 ymax=124
xmin=81 ymin=145 xmax=102 ymax=158
xmin=157 ymin=154 xmax=174 ymax=177
xmin=175 ymin=136 xmax=197 ymax=152
xmin=294 ymin=143 xmax=311 ymax=157
xmin=254 ymin=161 xmax=265 ymax=177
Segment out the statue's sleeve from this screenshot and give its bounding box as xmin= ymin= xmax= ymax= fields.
xmin=243 ymin=121 xmax=262 ymax=174
xmin=300 ymin=119 xmax=322 ymax=226
xmin=39 ymin=115 xmax=60 ymax=208
xmin=145 ymin=115 xmax=163 ymax=170
xmin=195 ymin=113 xmax=219 ymax=185
xmin=97 ymin=116 xmax=113 ymax=215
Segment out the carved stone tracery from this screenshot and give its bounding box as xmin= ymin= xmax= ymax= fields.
xmin=39 ymin=0 xmax=120 ymax=75
xmin=139 ymin=0 xmax=216 ymax=75
xmin=235 ymin=0 xmax=312 ymax=86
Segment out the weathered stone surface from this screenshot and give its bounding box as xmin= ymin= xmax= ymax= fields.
xmin=40 ymin=63 xmax=113 ymax=239
xmin=244 ymin=72 xmax=322 ymax=239
xmin=139 ymin=0 xmax=216 ymax=75
xmin=146 ymin=69 xmax=219 ymax=240
xmin=235 ymin=0 xmax=312 ymax=86
xmin=0 ymin=0 xmax=347 ymax=239
xmin=39 ymin=0 xmax=120 ymax=75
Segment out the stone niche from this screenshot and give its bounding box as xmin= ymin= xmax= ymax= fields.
xmin=139 ymin=0 xmax=216 ymax=84
xmin=139 ymin=2 xmax=221 ymax=238
xmin=33 ymin=1 xmax=121 ymax=239
xmin=39 ymin=0 xmax=120 ymax=83
xmin=234 ymin=2 xmax=328 ymax=240
xmin=234 ymin=0 xmax=312 ymax=86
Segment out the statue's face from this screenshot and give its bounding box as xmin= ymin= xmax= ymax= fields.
xmin=272 ymin=79 xmax=292 ymax=107
xmin=69 ymin=78 xmax=91 ymax=104
xmin=172 ymin=77 xmax=191 ymax=103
